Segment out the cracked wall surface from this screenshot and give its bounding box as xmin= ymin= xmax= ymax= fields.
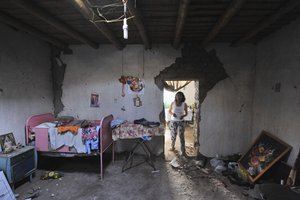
xmin=155 ymin=44 xmax=228 ymax=103
xmin=154 ymin=44 xmax=228 ymax=155
xmin=51 ymin=48 xmax=65 ymax=116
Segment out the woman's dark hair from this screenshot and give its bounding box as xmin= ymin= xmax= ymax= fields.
xmin=175 ymin=91 xmax=186 ymax=103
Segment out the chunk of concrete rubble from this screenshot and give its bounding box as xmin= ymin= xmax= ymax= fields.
xmin=169 ymin=157 xmax=181 ymax=168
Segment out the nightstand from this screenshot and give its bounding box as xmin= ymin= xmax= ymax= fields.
xmin=0 ymin=146 xmax=37 ymax=189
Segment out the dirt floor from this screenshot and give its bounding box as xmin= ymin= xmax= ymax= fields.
xmin=13 ymin=150 xmax=253 ymax=200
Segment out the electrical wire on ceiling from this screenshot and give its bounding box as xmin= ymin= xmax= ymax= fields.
xmin=85 ymin=0 xmax=134 ymax=23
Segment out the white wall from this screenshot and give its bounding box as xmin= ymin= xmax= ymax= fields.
xmin=200 ymin=44 xmax=256 ymax=157
xmin=61 ymin=44 xmax=256 ymax=157
xmin=253 ymin=18 xmax=300 ymax=165
xmin=60 ymin=44 xmax=180 ymax=122
xmin=0 ymin=23 xmax=53 ymax=143
xmin=1 ymin=17 xmax=298 ymax=163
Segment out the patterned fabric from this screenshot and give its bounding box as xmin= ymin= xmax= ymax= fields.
xmin=82 ymin=127 xmax=98 ymax=142
xmin=169 ymin=121 xmax=185 ymax=152
xmin=82 ymin=127 xmax=99 ymax=154
xmin=112 ymin=122 xmax=165 ymax=141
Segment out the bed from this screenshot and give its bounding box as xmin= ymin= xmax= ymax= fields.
xmin=25 ymin=113 xmax=114 ymax=179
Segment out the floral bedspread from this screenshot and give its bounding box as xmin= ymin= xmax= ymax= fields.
xmin=112 ymin=122 xmax=165 ymax=141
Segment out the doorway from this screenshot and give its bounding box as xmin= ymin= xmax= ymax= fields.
xmin=154 ymin=44 xmax=228 ymax=160
xmin=163 ymin=80 xmax=196 ymax=160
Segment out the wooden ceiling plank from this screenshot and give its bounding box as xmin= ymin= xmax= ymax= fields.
xmin=201 ymin=0 xmax=246 ymax=47
xmin=173 ymin=0 xmax=190 ymax=49
xmin=127 ymin=0 xmax=151 ymax=49
xmin=233 ymin=0 xmax=300 ymax=46
xmin=0 ymin=11 xmax=69 ymax=50
xmin=10 ymin=0 xmax=99 ymax=49
xmin=68 ymin=0 xmax=124 ymax=50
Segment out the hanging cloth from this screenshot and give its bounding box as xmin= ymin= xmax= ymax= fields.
xmin=163 ymin=80 xmax=191 ymax=92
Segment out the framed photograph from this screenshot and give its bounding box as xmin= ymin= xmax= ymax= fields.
xmin=90 ymin=93 xmax=100 ymax=107
xmin=0 ymin=133 xmax=16 ymax=153
xmin=238 ymin=131 xmax=292 ymax=182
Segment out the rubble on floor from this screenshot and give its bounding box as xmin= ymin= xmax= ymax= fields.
xmin=168 ymin=152 xmax=300 ymax=200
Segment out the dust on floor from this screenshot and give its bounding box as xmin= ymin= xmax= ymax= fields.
xmin=14 ymin=155 xmax=250 ymax=200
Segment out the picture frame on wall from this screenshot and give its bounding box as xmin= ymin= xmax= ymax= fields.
xmin=90 ymin=93 xmax=100 ymax=107
xmin=238 ymin=130 xmax=292 ymax=182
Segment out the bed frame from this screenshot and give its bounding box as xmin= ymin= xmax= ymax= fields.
xmin=25 ymin=113 xmax=114 ymax=180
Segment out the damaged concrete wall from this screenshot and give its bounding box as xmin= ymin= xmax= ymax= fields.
xmin=200 ymin=44 xmax=256 ymax=157
xmin=51 ymin=48 xmax=65 ymax=117
xmin=60 ymin=44 xmax=179 ymax=154
xmin=60 ymin=45 xmax=180 ymax=121
xmin=253 ymin=18 xmax=300 ymax=166
xmin=0 ymin=23 xmax=53 ymax=143
xmin=154 ymin=45 xmax=229 ymax=154
xmin=61 ymin=44 xmax=255 ymax=156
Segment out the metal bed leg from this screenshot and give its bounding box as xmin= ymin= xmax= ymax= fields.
xmin=112 ymin=142 xmax=115 ymax=163
xmin=100 ymin=152 xmax=103 ymax=180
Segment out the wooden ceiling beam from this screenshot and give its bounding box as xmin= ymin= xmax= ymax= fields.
xmin=201 ymin=0 xmax=246 ymax=47
xmin=0 ymin=11 xmax=69 ymax=50
xmin=10 ymin=0 xmax=99 ymax=49
xmin=127 ymin=0 xmax=151 ymax=49
xmin=233 ymin=0 xmax=300 ymax=46
xmin=173 ymin=0 xmax=190 ymax=49
xmin=69 ymin=0 xmax=124 ymax=50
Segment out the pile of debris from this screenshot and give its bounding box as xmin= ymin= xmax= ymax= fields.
xmin=169 ymin=150 xmax=300 ymax=200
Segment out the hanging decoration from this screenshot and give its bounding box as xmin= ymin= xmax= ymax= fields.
xmin=164 ymin=80 xmax=191 ymax=92
xmin=118 ymin=76 xmax=127 ymax=97
xmin=133 ymin=95 xmax=142 ymax=107
xmin=118 ymin=75 xmax=145 ymax=96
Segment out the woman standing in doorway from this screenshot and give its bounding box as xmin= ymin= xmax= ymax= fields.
xmin=168 ymin=91 xmax=188 ymax=156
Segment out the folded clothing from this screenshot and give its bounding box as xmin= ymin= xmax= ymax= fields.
xmin=148 ymin=122 xmax=160 ymax=127
xmin=134 ymin=118 xmax=160 ymax=127
xmin=111 ymin=118 xmax=127 ymax=128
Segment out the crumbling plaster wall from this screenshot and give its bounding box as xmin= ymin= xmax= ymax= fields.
xmin=60 ymin=44 xmax=179 ymax=154
xmin=60 ymin=44 xmax=180 ymax=121
xmin=200 ymin=44 xmax=256 ymax=157
xmin=61 ymin=44 xmax=255 ymax=156
xmin=254 ymin=18 xmax=300 ymax=166
xmin=0 ymin=23 xmax=53 ymax=143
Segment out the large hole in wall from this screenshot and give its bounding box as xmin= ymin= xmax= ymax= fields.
xmin=154 ymin=44 xmax=228 ymax=155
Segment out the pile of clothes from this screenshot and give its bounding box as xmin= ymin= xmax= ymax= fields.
xmin=133 ymin=118 xmax=160 ymax=128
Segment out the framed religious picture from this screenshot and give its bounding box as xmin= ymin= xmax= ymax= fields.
xmin=90 ymin=93 xmax=100 ymax=107
xmin=238 ymin=131 xmax=292 ymax=183
xmin=0 ymin=132 xmax=16 ymax=153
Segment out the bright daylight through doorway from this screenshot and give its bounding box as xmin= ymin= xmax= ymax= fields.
xmin=163 ymin=80 xmax=196 ymax=161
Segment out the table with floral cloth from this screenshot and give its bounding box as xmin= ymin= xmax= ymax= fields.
xmin=112 ymin=122 xmax=165 ymax=141
xmin=112 ymin=122 xmax=164 ymax=172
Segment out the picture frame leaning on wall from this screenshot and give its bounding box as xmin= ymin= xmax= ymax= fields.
xmin=238 ymin=130 xmax=292 ymax=183
xmin=0 ymin=132 xmax=16 ymax=153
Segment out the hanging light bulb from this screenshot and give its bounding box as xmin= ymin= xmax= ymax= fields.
xmin=123 ymin=17 xmax=128 ymax=39
xmin=122 ymin=0 xmax=128 ymax=39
